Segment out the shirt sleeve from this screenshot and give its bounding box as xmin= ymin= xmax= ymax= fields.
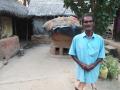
xmin=98 ymin=38 xmax=105 ymax=59
xmin=68 ymin=37 xmax=76 ymax=56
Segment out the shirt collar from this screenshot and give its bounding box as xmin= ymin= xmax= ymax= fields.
xmin=82 ymin=32 xmax=95 ymax=38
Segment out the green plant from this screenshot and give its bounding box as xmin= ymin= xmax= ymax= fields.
xmin=103 ymin=55 xmax=120 ymax=79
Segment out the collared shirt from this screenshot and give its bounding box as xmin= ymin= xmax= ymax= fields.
xmin=69 ymin=32 xmax=105 ymax=83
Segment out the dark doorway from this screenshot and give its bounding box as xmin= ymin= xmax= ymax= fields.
xmin=12 ymin=17 xmax=33 ymax=41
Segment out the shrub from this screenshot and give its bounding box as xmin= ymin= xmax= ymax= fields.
xmin=100 ymin=55 xmax=120 ymax=80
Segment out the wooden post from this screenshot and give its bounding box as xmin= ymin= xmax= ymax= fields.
xmin=0 ymin=27 xmax=1 ymax=39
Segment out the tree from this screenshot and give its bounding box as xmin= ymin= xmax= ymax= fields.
xmin=64 ymin=0 xmax=120 ymax=35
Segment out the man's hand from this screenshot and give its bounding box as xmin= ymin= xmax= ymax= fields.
xmin=87 ymin=63 xmax=95 ymax=71
xmin=86 ymin=58 xmax=103 ymax=71
xmin=81 ymin=63 xmax=95 ymax=71
xmin=71 ymin=55 xmax=90 ymax=71
xmin=80 ymin=63 xmax=89 ymax=71
xmin=71 ymin=55 xmax=103 ymax=71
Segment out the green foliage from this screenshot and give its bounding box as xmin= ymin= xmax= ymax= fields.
xmin=64 ymin=0 xmax=120 ymax=35
xmin=101 ymin=55 xmax=120 ymax=79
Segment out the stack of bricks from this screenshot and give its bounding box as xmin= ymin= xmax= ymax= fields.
xmin=105 ymin=45 xmax=118 ymax=57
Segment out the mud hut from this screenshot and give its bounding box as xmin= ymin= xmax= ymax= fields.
xmin=0 ymin=0 xmax=32 ymax=61
xmin=43 ymin=16 xmax=81 ymax=55
xmin=0 ymin=0 xmax=33 ymax=42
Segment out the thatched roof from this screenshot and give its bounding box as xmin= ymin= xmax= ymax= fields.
xmin=43 ymin=16 xmax=82 ymax=37
xmin=43 ymin=16 xmax=81 ymax=31
xmin=28 ymin=0 xmax=75 ymax=17
xmin=0 ymin=0 xmax=28 ymax=18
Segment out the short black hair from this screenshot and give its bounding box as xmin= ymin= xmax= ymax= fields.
xmin=82 ymin=13 xmax=94 ymax=24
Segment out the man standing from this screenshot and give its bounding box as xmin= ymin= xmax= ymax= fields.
xmin=69 ymin=13 xmax=105 ymax=90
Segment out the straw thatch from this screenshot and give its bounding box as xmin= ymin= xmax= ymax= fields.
xmin=43 ymin=16 xmax=81 ymax=31
xmin=43 ymin=16 xmax=82 ymax=37
xmin=0 ymin=0 xmax=28 ymax=18
xmin=28 ymin=0 xmax=75 ymax=16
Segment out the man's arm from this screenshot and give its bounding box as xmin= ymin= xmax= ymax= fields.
xmin=88 ymin=58 xmax=103 ymax=70
xmin=71 ymin=55 xmax=89 ymax=71
xmin=95 ymin=58 xmax=103 ymax=65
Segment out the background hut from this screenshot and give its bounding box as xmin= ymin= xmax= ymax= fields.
xmin=28 ymin=0 xmax=75 ymax=44
xmin=0 ymin=0 xmax=33 ymax=63
xmin=43 ymin=16 xmax=81 ymax=55
xmin=0 ymin=0 xmax=33 ymax=43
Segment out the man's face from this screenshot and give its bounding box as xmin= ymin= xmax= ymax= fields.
xmin=83 ymin=16 xmax=94 ymax=31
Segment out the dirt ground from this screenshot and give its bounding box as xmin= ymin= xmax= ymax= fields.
xmin=0 ymin=44 xmax=119 ymax=90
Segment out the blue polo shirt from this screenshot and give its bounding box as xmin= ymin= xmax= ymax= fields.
xmin=69 ymin=32 xmax=105 ymax=83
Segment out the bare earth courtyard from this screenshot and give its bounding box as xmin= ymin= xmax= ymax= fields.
xmin=0 ymin=44 xmax=120 ymax=90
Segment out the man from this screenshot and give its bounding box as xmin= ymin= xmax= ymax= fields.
xmin=69 ymin=13 xmax=105 ymax=90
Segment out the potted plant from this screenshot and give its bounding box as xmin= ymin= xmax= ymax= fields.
xmin=100 ymin=55 xmax=120 ymax=80
xmin=100 ymin=61 xmax=108 ymax=79
xmin=105 ymin=55 xmax=120 ymax=79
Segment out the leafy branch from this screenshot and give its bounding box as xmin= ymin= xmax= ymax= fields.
xmin=64 ymin=0 xmax=120 ymax=35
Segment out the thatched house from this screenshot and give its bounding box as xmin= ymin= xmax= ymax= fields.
xmin=0 ymin=0 xmax=33 ymax=41
xmin=28 ymin=0 xmax=75 ymax=44
xmin=43 ymin=16 xmax=81 ymax=55
xmin=0 ymin=0 xmax=32 ymax=63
